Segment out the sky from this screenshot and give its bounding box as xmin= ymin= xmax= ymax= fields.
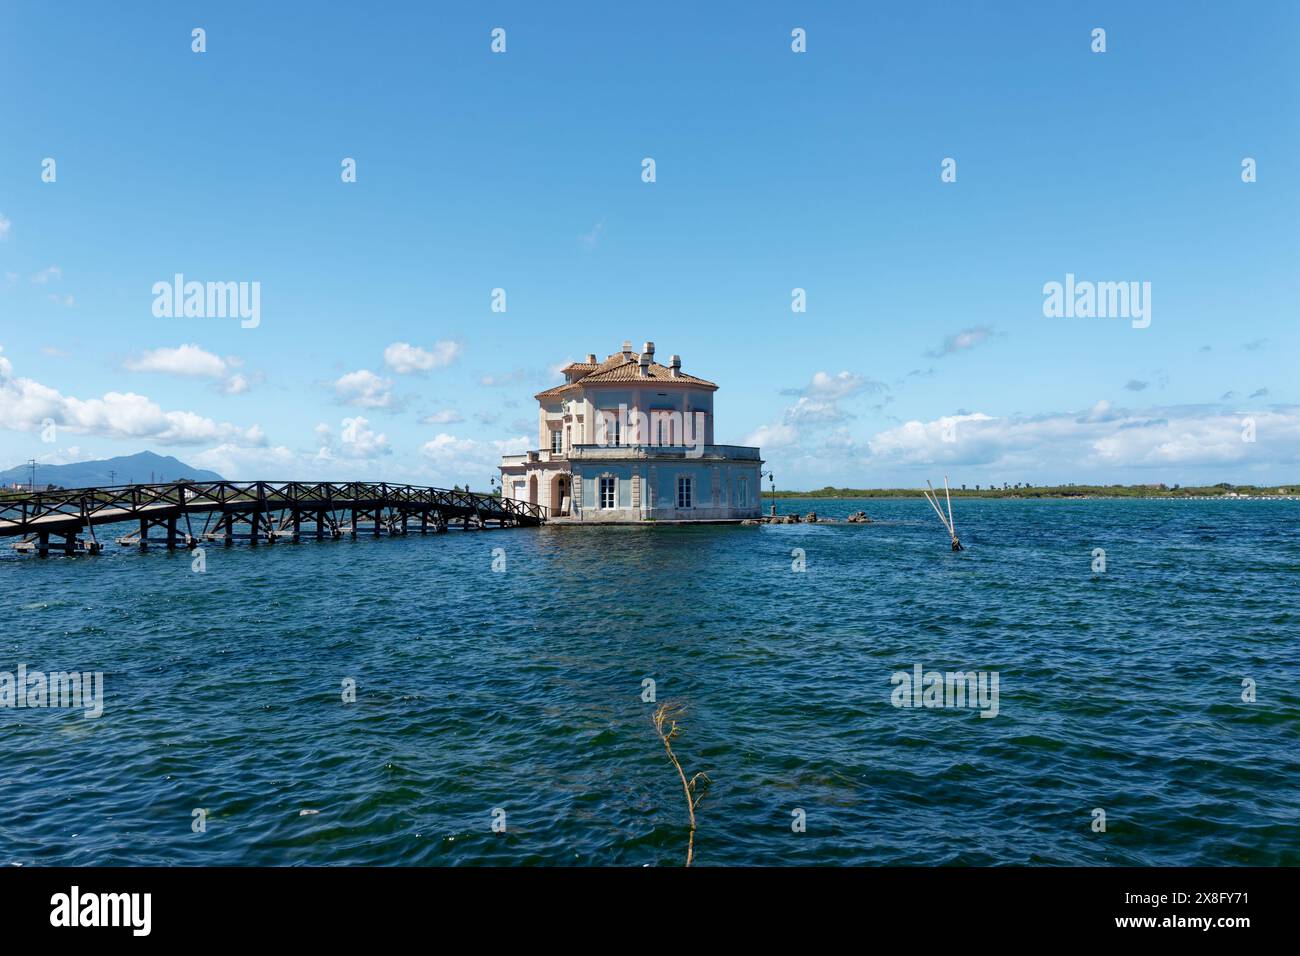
xmin=1 ymin=1 xmax=1297 ymax=489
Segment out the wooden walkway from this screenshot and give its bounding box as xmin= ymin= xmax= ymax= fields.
xmin=0 ymin=481 xmax=546 ymax=556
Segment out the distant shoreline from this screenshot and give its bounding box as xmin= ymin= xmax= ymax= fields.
xmin=771 ymin=484 xmax=1298 ymax=500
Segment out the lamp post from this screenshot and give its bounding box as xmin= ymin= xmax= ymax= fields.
xmin=761 ymin=469 xmax=776 ymax=517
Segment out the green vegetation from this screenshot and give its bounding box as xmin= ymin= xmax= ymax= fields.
xmin=769 ymin=482 xmax=1298 ymax=499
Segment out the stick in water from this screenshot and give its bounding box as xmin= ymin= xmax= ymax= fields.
xmin=924 ymin=479 xmax=963 ymax=550
xmin=944 ymin=475 xmax=956 ymax=538
xmin=924 ymin=481 xmax=952 ymax=534
xmin=652 ymin=702 xmax=710 ymax=867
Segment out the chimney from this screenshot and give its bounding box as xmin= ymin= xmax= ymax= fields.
xmin=669 ymin=354 xmax=681 ymax=377
xmin=642 ymin=341 xmax=655 ymax=358
xmin=621 ymin=340 xmax=633 ymax=360
xmin=638 ymin=351 xmax=651 ymax=377
xmin=586 ymin=353 xmax=596 ymax=364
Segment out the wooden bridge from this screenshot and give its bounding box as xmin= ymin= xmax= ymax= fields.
xmin=0 ymin=481 xmax=546 ymax=556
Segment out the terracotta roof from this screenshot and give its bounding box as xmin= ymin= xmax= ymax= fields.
xmin=536 ymin=349 xmax=717 ymax=400
xmin=534 ymin=381 xmax=583 ymax=399
xmin=583 ymin=360 xmax=716 ymax=387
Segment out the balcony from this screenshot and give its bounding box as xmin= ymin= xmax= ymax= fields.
xmin=500 ymin=450 xmax=568 ymax=467
xmin=566 ymin=443 xmax=761 ymax=462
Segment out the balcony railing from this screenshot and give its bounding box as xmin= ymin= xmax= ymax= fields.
xmin=566 ymin=443 xmax=761 ymax=461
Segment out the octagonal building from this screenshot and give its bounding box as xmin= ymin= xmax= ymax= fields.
xmin=499 ymin=341 xmax=764 ymax=522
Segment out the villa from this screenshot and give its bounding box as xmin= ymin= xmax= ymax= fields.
xmin=499 ymin=341 xmax=764 ymax=522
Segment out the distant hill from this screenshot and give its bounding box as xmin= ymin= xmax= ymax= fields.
xmin=0 ymin=451 xmax=223 ymax=489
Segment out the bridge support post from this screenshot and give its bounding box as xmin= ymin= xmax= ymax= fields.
xmin=36 ymin=531 xmax=49 ymax=558
xmin=292 ymin=510 xmax=301 ymax=543
xmin=166 ymin=516 xmax=179 ymax=550
xmin=138 ymin=518 xmax=149 ymax=551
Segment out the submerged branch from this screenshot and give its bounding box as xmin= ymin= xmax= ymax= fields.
xmin=652 ymin=702 xmax=709 ymax=866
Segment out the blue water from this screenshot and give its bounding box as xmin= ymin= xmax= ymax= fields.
xmin=2 ymin=498 xmax=1297 ymax=866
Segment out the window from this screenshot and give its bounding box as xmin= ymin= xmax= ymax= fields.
xmin=599 ymin=411 xmax=621 ymax=447
xmin=677 ymin=476 xmax=692 ymax=509
xmin=551 ymin=430 xmax=563 ymax=454
xmin=657 ymin=416 xmax=672 ymax=446
xmin=737 ymin=477 xmax=748 ymax=507
xmin=599 ymin=477 xmax=616 ymax=509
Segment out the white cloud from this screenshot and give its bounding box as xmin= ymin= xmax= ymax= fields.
xmin=867 ymin=413 xmax=995 ymax=465
xmin=420 ymin=409 xmax=464 ymax=424
xmin=785 ymin=397 xmax=849 ymax=425
xmin=764 ymin=370 xmax=884 ymax=438
xmin=926 ymin=325 xmax=999 ymax=358
xmin=0 ymin=346 xmax=263 ymax=446
xmin=125 ymin=344 xmax=252 ymax=394
xmin=419 ymin=433 xmax=528 ymax=483
xmin=867 ymin=405 xmax=1300 ymax=471
xmin=383 ymin=340 xmax=461 ymax=374
xmin=333 ymin=368 xmax=393 ymax=408
xmin=810 ymin=371 xmax=883 ymax=399
xmin=125 ymin=344 xmax=229 ymax=378
xmin=782 ymin=370 xmax=886 ymax=399
xmin=189 ymin=443 xmax=298 ymax=480
xmin=743 ymin=422 xmax=800 ymax=448
xmin=340 ymin=416 xmax=391 ymax=457
xmin=221 ymin=374 xmax=251 ymax=395
xmin=0 ymin=213 xmax=10 ymax=238
xmin=311 ymin=417 xmax=392 ymax=460
xmin=420 ymin=432 xmax=478 ymax=460
xmin=30 ymin=266 xmax=61 ymax=284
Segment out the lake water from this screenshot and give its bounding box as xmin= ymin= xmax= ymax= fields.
xmin=2 ymin=497 xmax=1297 ymax=865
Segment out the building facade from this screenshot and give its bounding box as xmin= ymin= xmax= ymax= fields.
xmin=499 ymin=341 xmax=763 ymax=522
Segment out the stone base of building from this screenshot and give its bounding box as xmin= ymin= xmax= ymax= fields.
xmin=547 ymin=514 xmax=760 ymax=525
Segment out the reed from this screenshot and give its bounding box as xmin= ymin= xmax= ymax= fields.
xmin=652 ymin=702 xmax=710 ymax=866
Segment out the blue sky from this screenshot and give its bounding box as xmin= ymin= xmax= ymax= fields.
xmin=1 ymin=1 xmax=1297 ymax=488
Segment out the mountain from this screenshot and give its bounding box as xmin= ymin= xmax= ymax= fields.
xmin=0 ymin=451 xmax=224 ymax=489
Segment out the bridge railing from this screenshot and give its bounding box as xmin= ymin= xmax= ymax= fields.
xmin=0 ymin=480 xmax=548 ymax=532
